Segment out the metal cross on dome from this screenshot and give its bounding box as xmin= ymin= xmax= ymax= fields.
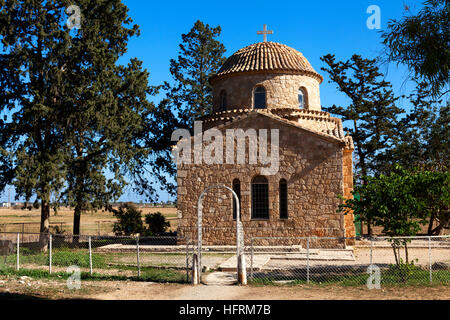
xmin=257 ymin=24 xmax=273 ymax=42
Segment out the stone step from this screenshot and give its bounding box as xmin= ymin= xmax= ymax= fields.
xmin=216 ymin=255 xmax=270 ymax=272
xmin=202 ymin=272 xmax=237 ymax=285
xmin=270 ymin=250 xmax=355 ymax=261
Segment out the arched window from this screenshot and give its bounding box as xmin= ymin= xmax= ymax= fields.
xmin=232 ymin=178 xmax=241 ymax=220
xmin=219 ymin=90 xmax=227 ymax=111
xmin=279 ymin=179 xmax=288 ymax=219
xmin=251 ymin=176 xmax=269 ymax=219
xmin=253 ymin=86 xmax=266 ymax=109
xmin=298 ymin=88 xmax=308 ymax=109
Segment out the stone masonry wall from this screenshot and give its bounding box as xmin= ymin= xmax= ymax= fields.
xmin=212 ymin=73 xmax=321 ymax=112
xmin=343 ymin=147 xmax=356 ymax=245
xmin=176 ymin=114 xmax=347 ymax=247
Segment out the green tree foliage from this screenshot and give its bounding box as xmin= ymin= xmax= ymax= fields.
xmin=0 ymin=0 xmax=159 ymax=239
xmin=338 ymin=166 xmax=449 ymax=265
xmin=419 ymin=170 xmax=450 ymax=235
xmin=320 ymin=54 xmax=404 ymax=181
xmin=385 ymin=81 xmax=449 ymax=172
xmin=148 ymin=20 xmax=226 ymax=196
xmin=164 ymin=20 xmax=226 ymax=130
xmin=112 ymin=202 xmax=145 ymax=236
xmin=145 ymin=212 xmax=170 ymax=236
xmin=382 ymin=0 xmax=449 ymax=96
xmin=1 ymin=0 xmax=78 ymax=238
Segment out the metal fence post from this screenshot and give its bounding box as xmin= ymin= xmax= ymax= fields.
xmin=49 ymin=234 xmax=52 ymax=274
xmin=16 ymin=232 xmax=20 ymax=271
xmin=428 ymin=236 xmax=432 ymax=284
xmin=250 ymin=237 xmax=254 ymax=280
xmin=192 ymin=253 xmax=199 ymax=285
xmin=306 ymin=236 xmax=310 ymax=284
xmin=136 ymin=236 xmax=140 ymax=278
xmin=89 ymin=236 xmax=93 ymax=276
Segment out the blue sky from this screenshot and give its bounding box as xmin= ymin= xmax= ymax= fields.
xmin=0 ymin=0 xmax=427 ymax=203
xmin=119 ymin=0 xmax=420 ymax=106
xmin=115 ymin=0 xmax=421 ymax=202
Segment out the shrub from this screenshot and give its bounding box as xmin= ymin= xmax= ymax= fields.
xmin=112 ymin=203 xmax=145 ymax=236
xmin=144 ymin=212 xmax=170 ymax=236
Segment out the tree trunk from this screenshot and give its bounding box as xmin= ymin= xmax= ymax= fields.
xmin=404 ymin=242 xmax=409 ymax=264
xmin=427 ymin=213 xmax=436 ymax=235
xmin=392 ymin=243 xmax=399 ymax=265
xmin=431 ymin=224 xmax=443 ymax=236
xmin=73 ymin=203 xmax=82 ymax=245
xmin=39 ymin=199 xmax=50 ymax=252
xmin=367 ymin=220 xmax=372 ymax=236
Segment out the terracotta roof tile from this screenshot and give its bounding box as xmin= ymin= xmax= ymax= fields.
xmin=211 ymin=42 xmax=323 ymax=83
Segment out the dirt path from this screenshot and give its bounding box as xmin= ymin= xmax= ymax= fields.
xmin=1 ymin=274 xmax=448 ymax=300
xmin=89 ymin=282 xmax=450 ymax=300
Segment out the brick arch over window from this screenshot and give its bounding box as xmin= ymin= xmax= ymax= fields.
xmin=251 ymin=175 xmax=269 ymax=219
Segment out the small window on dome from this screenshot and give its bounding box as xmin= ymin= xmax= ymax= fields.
xmin=298 ymin=88 xmax=308 ymax=109
xmin=254 ymin=86 xmax=266 ymax=109
xmin=219 ymin=90 xmax=227 ymax=111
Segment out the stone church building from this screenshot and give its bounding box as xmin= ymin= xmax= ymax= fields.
xmin=176 ymin=38 xmax=355 ymax=247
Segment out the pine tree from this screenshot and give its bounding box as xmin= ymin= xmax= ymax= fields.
xmin=381 ymin=0 xmax=449 ymax=97
xmin=146 ymin=20 xmax=227 ymax=197
xmin=164 ymin=20 xmax=226 ymax=130
xmin=320 ymin=54 xmax=404 ymax=236
xmin=0 ymin=0 xmax=158 ymax=241
xmin=1 ymin=0 xmax=74 ymax=243
xmin=387 ymin=80 xmax=449 ymax=171
xmin=320 ymin=54 xmax=404 ymax=179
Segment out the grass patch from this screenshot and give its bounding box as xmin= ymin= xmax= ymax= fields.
xmin=248 ymin=267 xmax=450 ymax=287
xmin=7 ymin=248 xmax=107 ymax=268
xmin=0 ymin=265 xmax=188 ymax=283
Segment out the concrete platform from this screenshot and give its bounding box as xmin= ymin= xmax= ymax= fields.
xmin=217 ymin=255 xmax=271 ymax=272
xmin=215 ymin=249 xmax=355 ymax=271
xmin=95 ymin=244 xmax=307 ymax=253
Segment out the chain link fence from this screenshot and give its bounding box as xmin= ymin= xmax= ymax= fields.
xmin=0 ymin=222 xmax=116 ymax=235
xmin=248 ymin=235 xmax=450 ymax=286
xmin=1 ymin=232 xmax=449 ymax=287
xmin=0 ymin=232 xmax=193 ymax=283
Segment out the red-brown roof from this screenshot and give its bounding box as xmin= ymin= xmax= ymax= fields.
xmin=210 ymin=42 xmax=323 ymax=83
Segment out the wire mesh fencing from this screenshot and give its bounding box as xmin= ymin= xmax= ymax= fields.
xmin=0 ymin=221 xmax=118 ymax=236
xmin=0 ymin=232 xmax=193 ymax=283
xmin=248 ymin=235 xmax=450 ymax=286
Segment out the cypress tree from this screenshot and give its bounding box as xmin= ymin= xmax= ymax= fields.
xmin=0 ymin=0 xmax=158 ymax=241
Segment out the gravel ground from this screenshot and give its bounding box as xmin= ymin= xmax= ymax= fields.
xmin=2 ymin=276 xmax=447 ymax=300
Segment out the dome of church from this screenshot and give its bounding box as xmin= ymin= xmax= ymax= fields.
xmin=210 ymin=42 xmax=323 ymax=84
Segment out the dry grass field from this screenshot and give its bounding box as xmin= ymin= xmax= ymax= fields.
xmin=0 ymin=206 xmax=178 ymax=235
